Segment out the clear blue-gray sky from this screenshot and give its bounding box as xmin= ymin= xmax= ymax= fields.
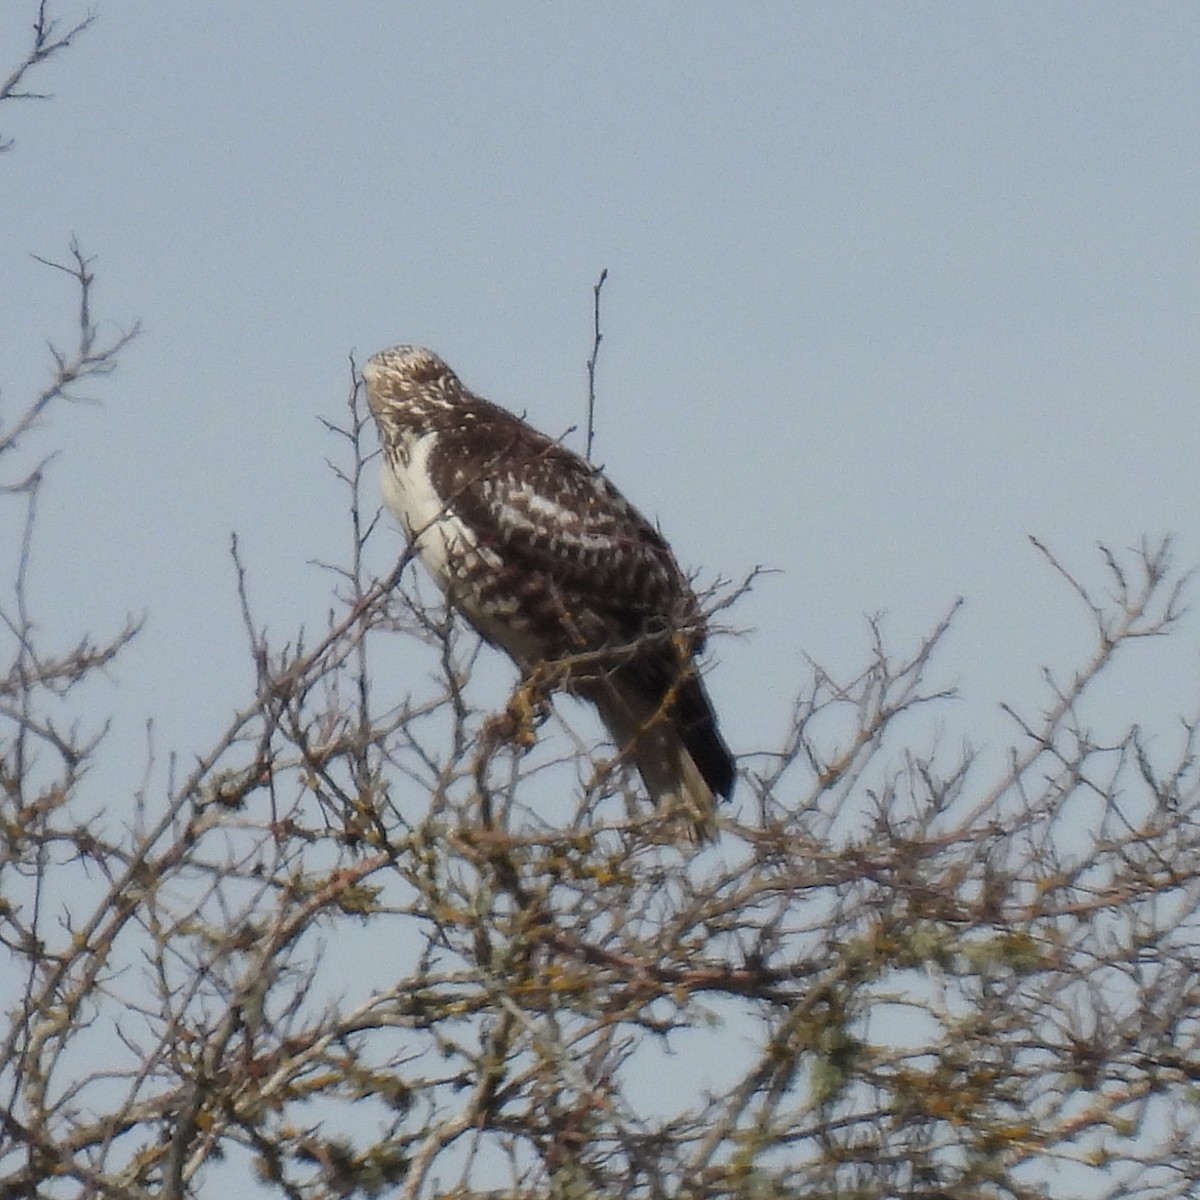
xmin=3 ymin=2 xmax=1199 ymax=789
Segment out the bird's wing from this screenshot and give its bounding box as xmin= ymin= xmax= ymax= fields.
xmin=431 ymin=411 xmax=699 ymax=644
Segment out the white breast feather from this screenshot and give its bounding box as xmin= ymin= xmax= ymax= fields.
xmin=382 ymin=432 xmax=500 ymax=585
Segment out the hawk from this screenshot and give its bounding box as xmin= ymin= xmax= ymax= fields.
xmin=363 ymin=345 xmax=734 ymax=838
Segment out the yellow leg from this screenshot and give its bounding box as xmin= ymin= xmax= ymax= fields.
xmin=484 ymin=668 xmax=555 ymax=751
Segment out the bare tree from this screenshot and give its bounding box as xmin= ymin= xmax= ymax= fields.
xmin=5 ymin=11 xmax=1200 ymax=1200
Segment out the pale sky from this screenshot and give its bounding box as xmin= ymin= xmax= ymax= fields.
xmin=3 ymin=1 xmax=1199 ymax=826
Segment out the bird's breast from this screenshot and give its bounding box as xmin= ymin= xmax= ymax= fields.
xmin=381 ymin=432 xmax=501 ymax=588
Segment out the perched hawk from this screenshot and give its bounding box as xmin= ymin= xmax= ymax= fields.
xmin=363 ymin=345 xmax=734 ymax=838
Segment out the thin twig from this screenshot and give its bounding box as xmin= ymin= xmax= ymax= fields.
xmin=0 ymin=2 xmax=98 ymax=152
xmin=585 ymin=268 xmax=608 ymax=463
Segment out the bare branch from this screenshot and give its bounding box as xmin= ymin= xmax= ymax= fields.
xmin=0 ymin=2 xmax=97 ymax=152
xmin=1 ymin=240 xmax=141 ymax=469
xmin=584 ymin=267 xmax=608 ymax=463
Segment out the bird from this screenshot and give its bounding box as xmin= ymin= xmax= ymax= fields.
xmin=362 ymin=345 xmax=734 ymax=839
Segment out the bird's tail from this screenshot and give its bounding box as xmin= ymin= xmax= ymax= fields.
xmin=590 ymin=673 xmax=733 ymax=843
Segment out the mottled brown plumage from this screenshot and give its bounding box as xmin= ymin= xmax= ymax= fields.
xmin=363 ymin=345 xmax=733 ymax=837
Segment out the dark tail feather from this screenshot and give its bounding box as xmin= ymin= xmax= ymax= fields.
xmin=588 ymin=668 xmax=734 ymax=843
xmin=673 ymin=671 xmax=735 ymax=801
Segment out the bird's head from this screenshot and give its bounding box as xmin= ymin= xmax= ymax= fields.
xmin=362 ymin=345 xmax=463 ymax=423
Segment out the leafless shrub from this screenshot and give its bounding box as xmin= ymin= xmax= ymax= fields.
xmin=4 ymin=334 xmax=1200 ymax=1198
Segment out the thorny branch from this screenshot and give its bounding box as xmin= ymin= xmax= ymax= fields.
xmin=7 ymin=248 xmax=1200 ymax=1195
xmin=8 ymin=345 xmax=1200 ymax=1199
xmin=5 ymin=250 xmax=1200 ymax=1200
